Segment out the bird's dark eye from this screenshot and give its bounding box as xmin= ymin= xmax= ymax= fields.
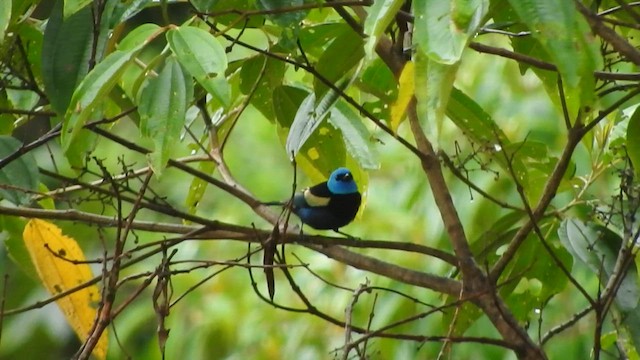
xmin=337 ymin=172 xmax=352 ymax=182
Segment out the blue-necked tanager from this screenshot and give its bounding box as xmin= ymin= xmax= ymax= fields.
xmin=269 ymin=167 xmax=362 ymax=231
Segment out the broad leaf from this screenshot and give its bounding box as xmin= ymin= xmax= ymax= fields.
xmin=23 ymin=219 xmax=107 ymax=359
xmin=42 ymin=0 xmax=94 ymax=115
xmin=167 ymin=26 xmax=229 ymax=107
xmin=0 ymin=0 xmax=10 ymax=44
xmin=62 ymin=27 xmax=158 ymax=159
xmin=363 ymin=0 xmax=404 ymax=61
xmin=313 ymin=26 xmax=364 ymax=99
xmin=507 ymin=0 xmax=602 ymax=114
xmin=559 ymin=219 xmax=639 ymax=312
xmin=413 ymin=0 xmax=488 ymax=64
xmin=331 ymin=101 xmax=379 ymax=170
xmin=138 ymin=56 xmax=192 ymax=174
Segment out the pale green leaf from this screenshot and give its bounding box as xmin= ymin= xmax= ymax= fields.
xmin=167 ymin=26 xmax=230 ymax=107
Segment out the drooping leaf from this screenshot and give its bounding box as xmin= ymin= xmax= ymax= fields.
xmin=413 ymin=0 xmax=488 ymax=64
xmin=138 ymin=56 xmax=192 ymax=174
xmin=313 ymin=26 xmax=364 ymax=99
xmin=23 ymin=219 xmax=107 ymax=359
xmin=62 ymin=28 xmax=158 ymax=159
xmin=274 ymin=85 xmax=346 ymax=181
xmin=167 ymin=26 xmax=230 ymax=107
xmin=362 ymin=0 xmax=404 ymax=61
xmin=331 ymin=101 xmax=379 ymax=170
xmin=559 ymin=219 xmax=639 ymax=312
xmin=285 ymin=92 xmax=319 ymax=158
xmin=390 ymin=61 xmax=414 ymax=132
xmin=185 ymin=160 xmax=216 ymax=217
xmin=627 ymin=106 xmax=640 ymax=177
xmin=42 ymin=0 xmax=94 ymax=115
xmin=0 ymin=136 xmax=40 ymax=205
xmin=413 ymin=0 xmax=488 ymax=147
xmin=414 ymin=52 xmax=459 ymax=147
xmin=506 ymin=0 xmax=602 ymax=115
xmin=0 ymin=0 xmax=10 ymax=44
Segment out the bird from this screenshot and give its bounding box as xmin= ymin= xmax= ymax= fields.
xmin=267 ymin=167 xmax=362 ymax=232
xmin=262 ymin=167 xmax=361 ymax=299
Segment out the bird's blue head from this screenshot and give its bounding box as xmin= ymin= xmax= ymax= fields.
xmin=327 ymin=167 xmax=358 ymax=194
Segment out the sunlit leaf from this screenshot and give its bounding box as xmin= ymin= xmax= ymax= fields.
xmin=167 ymin=26 xmax=229 ymax=107
xmin=0 ymin=0 xmax=10 ymax=44
xmin=331 ymin=101 xmax=379 ymax=170
xmin=390 ymin=61 xmax=414 ymax=132
xmin=413 ymin=0 xmax=488 ymax=64
xmin=63 ymin=0 xmax=92 ymax=19
xmin=363 ymin=0 xmax=404 ymax=61
xmin=507 ymin=0 xmax=602 ymax=113
xmin=23 ymin=219 xmax=107 ymax=359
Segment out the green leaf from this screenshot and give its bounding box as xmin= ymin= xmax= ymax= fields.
xmin=138 ymin=56 xmax=191 ymax=174
xmin=0 ymin=136 xmax=40 ymax=205
xmin=502 ymin=222 xmax=571 ymax=321
xmin=111 ymin=0 xmax=154 ymax=25
xmin=0 ymin=0 xmax=10 ymax=44
xmin=258 ymin=0 xmax=306 ymax=27
xmin=117 ymin=23 xmax=161 ymax=51
xmin=0 ymin=216 xmax=37 ymax=280
xmin=314 ymin=27 xmax=364 ymax=99
xmin=446 ymin=87 xmax=509 ymax=146
xmin=240 ymin=55 xmax=286 ymax=121
xmin=559 ymin=219 xmax=639 ymax=311
xmin=286 ymin=91 xmax=318 ymax=157
xmin=330 ymin=101 xmax=379 ymax=170
xmin=363 ymin=0 xmax=404 ymax=61
xmin=42 ymin=0 xmax=94 ymax=115
xmin=167 ymin=26 xmax=230 ymax=107
xmin=62 ymin=43 xmax=145 ymax=156
xmin=273 ymin=86 xmax=308 ymax=130
xmin=413 ymin=0 xmax=488 ymax=64
xmin=506 ymin=0 xmax=602 ymax=112
xmin=412 ymin=0 xmax=487 ymax=147
xmin=413 ymin=53 xmax=458 ymax=147
xmin=185 ymin=161 xmax=216 ymax=217
xmin=627 ymin=106 xmax=640 ymax=177
xmin=63 ymin=0 xmax=92 ymax=19
xmin=287 ymin=72 xmax=361 ymax=157
xmin=274 ymin=85 xmax=347 ymax=182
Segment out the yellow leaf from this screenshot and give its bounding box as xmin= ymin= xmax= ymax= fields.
xmin=23 ymin=219 xmax=107 ymax=359
xmin=390 ymin=61 xmax=415 ymax=133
